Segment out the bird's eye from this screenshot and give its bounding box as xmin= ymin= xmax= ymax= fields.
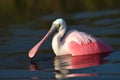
xmin=55 ymin=23 xmax=61 ymax=32
xmin=57 ymin=23 xmax=61 ymax=28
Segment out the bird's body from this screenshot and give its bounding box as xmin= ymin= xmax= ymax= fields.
xmin=28 ymin=18 xmax=113 ymax=58
xmin=54 ymin=30 xmax=113 ymax=56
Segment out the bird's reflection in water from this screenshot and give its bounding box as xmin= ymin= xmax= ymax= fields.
xmin=54 ymin=53 xmax=110 ymax=79
xmin=29 ymin=53 xmax=110 ymax=80
xmin=30 ymin=61 xmax=39 ymax=71
xmin=29 ymin=61 xmax=40 ymax=80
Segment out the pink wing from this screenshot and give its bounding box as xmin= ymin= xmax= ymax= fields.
xmin=61 ymin=30 xmax=113 ymax=56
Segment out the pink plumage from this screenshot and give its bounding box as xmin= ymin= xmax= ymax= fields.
xmin=60 ymin=30 xmax=113 ymax=56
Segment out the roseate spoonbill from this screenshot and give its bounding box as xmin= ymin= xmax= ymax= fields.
xmin=28 ymin=18 xmax=113 ymax=58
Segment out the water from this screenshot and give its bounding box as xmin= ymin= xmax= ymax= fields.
xmin=0 ymin=1 xmax=120 ymax=80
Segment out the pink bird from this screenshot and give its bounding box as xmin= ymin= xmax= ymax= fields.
xmin=28 ymin=18 xmax=113 ymax=58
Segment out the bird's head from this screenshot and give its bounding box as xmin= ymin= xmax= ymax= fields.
xmin=52 ymin=18 xmax=67 ymax=32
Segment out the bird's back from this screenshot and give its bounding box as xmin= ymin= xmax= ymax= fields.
xmin=60 ymin=30 xmax=113 ymax=56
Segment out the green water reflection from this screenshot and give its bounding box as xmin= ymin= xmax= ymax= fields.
xmin=0 ymin=0 xmax=120 ymax=26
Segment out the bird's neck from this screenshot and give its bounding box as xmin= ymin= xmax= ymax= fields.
xmin=52 ymin=27 xmax=66 ymax=55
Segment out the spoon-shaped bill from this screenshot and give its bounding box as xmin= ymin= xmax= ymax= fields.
xmin=28 ymin=25 xmax=56 ymax=58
